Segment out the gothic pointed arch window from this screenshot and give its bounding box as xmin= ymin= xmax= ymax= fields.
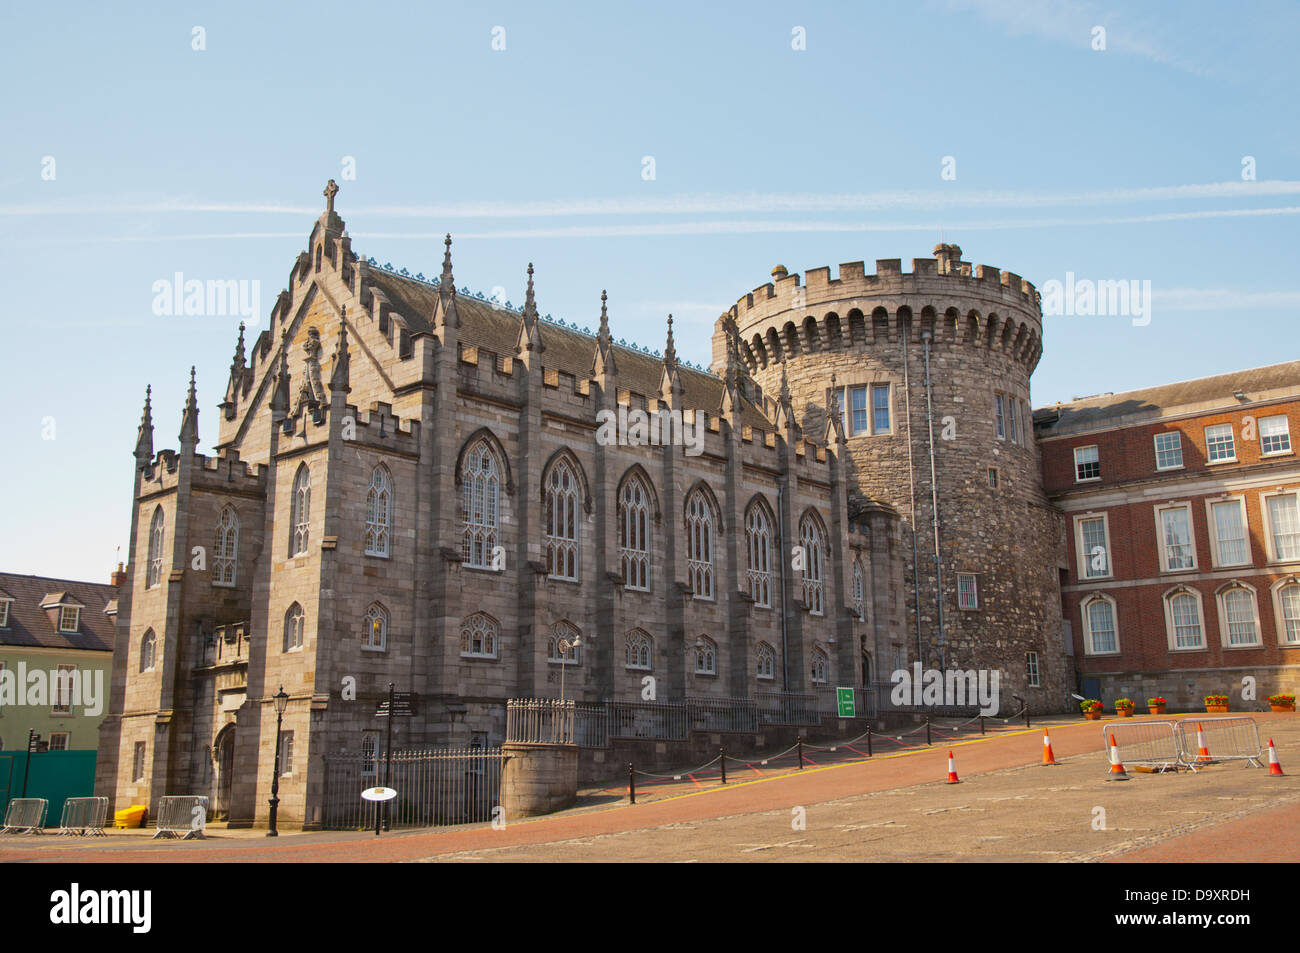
xmin=461 ymin=440 xmax=501 ymax=569
xmin=810 ymin=646 xmax=830 ymax=685
xmin=365 ymin=465 xmax=392 ymax=557
xmin=756 ymin=641 xmax=777 ymax=681
xmin=852 ymin=558 xmax=866 ymax=622
xmin=799 ymin=512 xmax=826 ymax=616
xmin=625 ymin=629 xmax=653 ymax=670
xmin=139 ymin=629 xmax=157 ymax=673
xmin=544 ymin=459 xmax=580 ymax=581
xmin=547 ymin=621 xmax=581 ymax=664
xmin=693 ymin=636 xmax=717 ymax=675
xmin=619 ymin=474 xmax=651 ymax=591
xmin=745 ymin=500 xmax=773 ymax=608
xmin=146 ymin=507 xmax=165 ymax=589
xmin=283 ymin=603 xmax=305 ymax=653
xmin=363 ymin=603 xmax=389 ymax=652
xmin=685 ymin=490 xmax=715 ymax=600
xmin=460 ymin=612 xmax=499 ymax=659
xmin=214 ymin=506 xmax=239 ymax=586
xmin=290 ymin=465 xmax=311 ymax=556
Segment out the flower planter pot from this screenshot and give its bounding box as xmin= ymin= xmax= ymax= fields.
xmin=1148 ymin=705 xmax=1166 ymax=715
xmin=1205 ymin=705 xmax=1229 ymax=714
xmin=1270 ymin=703 xmax=1295 ymax=713
xmin=1084 ymin=711 xmax=1102 ymax=721
xmin=1117 ymin=708 xmax=1134 ymax=717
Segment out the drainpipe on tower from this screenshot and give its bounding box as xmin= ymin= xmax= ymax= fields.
xmin=903 ymin=322 xmax=924 ymax=669
xmin=922 ymin=331 xmax=946 ymax=671
xmin=776 ymin=483 xmax=790 ymax=691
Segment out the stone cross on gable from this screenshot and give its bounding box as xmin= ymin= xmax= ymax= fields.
xmin=324 ymin=179 xmax=339 ymax=214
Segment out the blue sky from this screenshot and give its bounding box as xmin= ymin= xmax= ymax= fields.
xmin=2 ymin=0 xmax=1298 ymax=581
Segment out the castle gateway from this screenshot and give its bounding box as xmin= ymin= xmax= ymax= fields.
xmin=96 ymin=183 xmax=1070 ymax=828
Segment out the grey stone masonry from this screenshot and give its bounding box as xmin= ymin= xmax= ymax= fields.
xmin=713 ymin=246 xmax=1071 ymax=714
xmin=95 ymin=183 xmax=909 ymax=830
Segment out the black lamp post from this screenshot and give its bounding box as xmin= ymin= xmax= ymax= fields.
xmin=267 ymin=685 xmax=289 ymax=837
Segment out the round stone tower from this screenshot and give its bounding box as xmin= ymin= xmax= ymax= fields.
xmin=712 ymin=244 xmax=1069 ymax=713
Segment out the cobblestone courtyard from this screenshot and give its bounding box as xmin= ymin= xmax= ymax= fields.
xmin=3 ymin=713 xmax=1296 ymax=863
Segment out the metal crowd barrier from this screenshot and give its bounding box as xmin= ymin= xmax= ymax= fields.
xmin=58 ymin=797 xmax=109 ymax=836
xmin=1101 ymin=720 xmax=1181 ymax=771
xmin=1176 ymin=717 xmax=1264 ymax=770
xmin=1 ymin=798 xmax=49 ymax=834
xmin=152 ymin=795 xmax=209 ymax=839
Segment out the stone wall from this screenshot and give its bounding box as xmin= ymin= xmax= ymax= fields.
xmin=715 ymin=248 xmax=1072 ymax=713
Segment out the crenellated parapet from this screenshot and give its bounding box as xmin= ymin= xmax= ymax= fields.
xmin=336 ymin=401 xmax=420 ymax=454
xmin=139 ymin=447 xmax=267 ymax=499
xmin=713 ymin=245 xmax=1044 ymax=378
xmin=193 ymin=449 xmax=267 ymax=491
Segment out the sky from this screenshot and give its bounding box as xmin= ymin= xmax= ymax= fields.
xmin=2 ymin=0 xmax=1297 ymax=582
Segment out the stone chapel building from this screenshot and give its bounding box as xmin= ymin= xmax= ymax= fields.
xmin=96 ymin=182 xmax=1070 ymax=827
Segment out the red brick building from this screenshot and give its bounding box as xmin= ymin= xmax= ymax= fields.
xmin=1036 ymin=361 xmax=1300 ymax=710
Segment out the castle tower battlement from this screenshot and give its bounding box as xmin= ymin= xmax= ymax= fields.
xmin=712 ymin=245 xmax=1043 ymax=380
xmin=709 ymin=244 xmax=1068 ymax=713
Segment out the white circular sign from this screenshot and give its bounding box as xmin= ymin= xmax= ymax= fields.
xmin=361 ymin=786 xmax=397 ymax=802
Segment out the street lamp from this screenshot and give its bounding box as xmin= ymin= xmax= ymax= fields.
xmin=558 ymin=637 xmax=581 ymax=702
xmin=267 ymin=685 xmax=289 ymax=837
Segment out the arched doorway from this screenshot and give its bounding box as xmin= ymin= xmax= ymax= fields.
xmin=213 ymin=725 xmax=236 ymax=821
xmin=861 ymin=652 xmax=872 ymax=687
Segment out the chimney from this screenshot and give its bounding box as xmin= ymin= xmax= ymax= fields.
xmin=934 ymin=243 xmax=963 ymax=275
xmin=111 ymin=562 xmax=126 ymax=588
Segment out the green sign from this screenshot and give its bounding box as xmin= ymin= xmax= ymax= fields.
xmin=836 ymin=687 xmax=856 ymax=718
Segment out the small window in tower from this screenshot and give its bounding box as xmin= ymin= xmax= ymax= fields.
xmin=957 ymin=573 xmax=979 ymax=610
xmin=849 ymin=386 xmax=868 ymax=435
xmin=988 ymin=467 xmax=999 ymax=489
xmin=871 ymin=384 xmax=891 ymax=434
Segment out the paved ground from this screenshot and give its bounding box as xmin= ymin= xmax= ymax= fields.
xmin=3 ymin=712 xmax=1296 ymax=862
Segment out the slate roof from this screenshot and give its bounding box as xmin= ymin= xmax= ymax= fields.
xmin=363 ymin=266 xmax=775 ymax=431
xmin=1034 ymin=361 xmax=1300 ymax=436
xmin=0 ymin=572 xmax=118 ymax=653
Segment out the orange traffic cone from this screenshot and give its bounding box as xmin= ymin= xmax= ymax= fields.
xmin=1042 ymin=728 xmax=1059 ymax=766
xmin=945 ymin=750 xmax=961 ymax=784
xmin=1268 ymin=738 xmax=1285 ymax=776
xmin=1106 ymin=733 xmax=1129 ymax=781
xmin=1195 ymin=723 xmax=1214 ymax=764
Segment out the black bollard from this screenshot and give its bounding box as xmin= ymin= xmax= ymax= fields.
xmin=798 ymin=738 xmax=804 ymax=770
xmin=628 ymin=762 xmax=636 ymax=805
xmin=980 ymin=715 xmax=986 ymax=736
xmin=719 ymin=747 xmax=727 ymax=785
xmin=866 ymin=726 xmax=873 ymax=758
xmin=926 ymin=716 xmax=932 ymax=746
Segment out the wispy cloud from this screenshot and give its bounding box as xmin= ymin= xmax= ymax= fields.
xmin=937 ymin=0 xmax=1217 ymax=77
xmin=1153 ymin=288 xmax=1300 ymax=311
xmin=3 ymin=181 xmax=1299 ymax=220
xmin=17 ymin=204 xmax=1300 ymax=246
